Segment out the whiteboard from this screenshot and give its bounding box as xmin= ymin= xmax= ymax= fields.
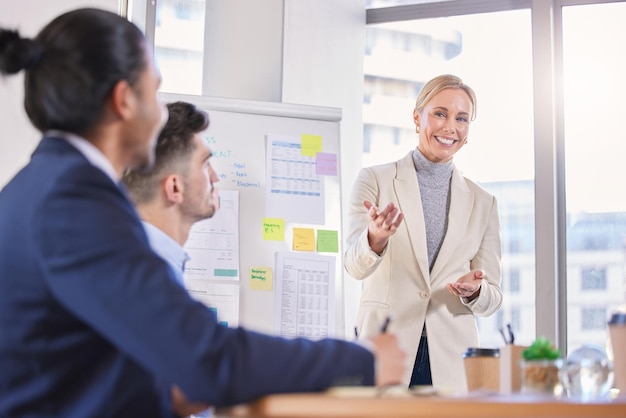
xmin=158 ymin=93 xmax=345 ymax=337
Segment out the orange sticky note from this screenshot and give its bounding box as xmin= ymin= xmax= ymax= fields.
xmin=292 ymin=227 xmax=315 ymax=251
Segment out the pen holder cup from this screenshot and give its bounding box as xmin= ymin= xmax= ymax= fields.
xmin=499 ymin=344 xmax=528 ymax=394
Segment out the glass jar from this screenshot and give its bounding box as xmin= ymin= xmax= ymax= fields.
xmin=559 ymin=344 xmax=613 ymax=401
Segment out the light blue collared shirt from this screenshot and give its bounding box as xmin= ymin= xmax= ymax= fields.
xmin=140 ymin=227 xmax=212 ymax=417
xmin=141 ymin=228 xmax=213 ymax=417
xmin=141 ymin=221 xmax=190 ymax=287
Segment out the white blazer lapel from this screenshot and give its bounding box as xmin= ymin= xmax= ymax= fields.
xmin=393 ymin=153 xmax=430 ymax=282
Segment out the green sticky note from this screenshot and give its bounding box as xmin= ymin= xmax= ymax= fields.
xmin=263 ymin=218 xmax=285 ymax=241
xmin=317 ymin=229 xmax=339 ymax=253
xmin=301 ymin=134 xmax=322 ymax=156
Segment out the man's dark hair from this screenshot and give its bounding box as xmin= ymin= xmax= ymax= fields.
xmin=0 ymin=8 xmax=146 ymax=134
xmin=123 ymin=101 xmax=209 ymax=204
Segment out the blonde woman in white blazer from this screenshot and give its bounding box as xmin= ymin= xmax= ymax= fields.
xmin=345 ymin=74 xmax=502 ymax=394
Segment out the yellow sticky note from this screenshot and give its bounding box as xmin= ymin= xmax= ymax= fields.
xmin=317 ymin=229 xmax=339 ymax=253
xmin=301 ymin=134 xmax=322 ymax=156
xmin=250 ymin=267 xmax=273 ymax=291
xmin=293 ymin=227 xmax=315 ymax=251
xmin=263 ymin=218 xmax=285 ymax=241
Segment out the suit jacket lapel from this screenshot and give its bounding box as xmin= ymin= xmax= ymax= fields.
xmin=393 ymin=152 xmax=430 ymax=282
xmin=430 ymin=167 xmax=473 ymax=280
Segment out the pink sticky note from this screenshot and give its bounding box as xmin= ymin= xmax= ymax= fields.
xmin=316 ymin=152 xmax=337 ymax=176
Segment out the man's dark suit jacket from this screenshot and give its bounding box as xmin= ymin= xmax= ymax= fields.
xmin=0 ymin=136 xmax=374 ymax=418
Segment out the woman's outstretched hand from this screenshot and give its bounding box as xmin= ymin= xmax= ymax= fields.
xmin=364 ymin=200 xmax=404 ymax=254
xmin=447 ymin=269 xmax=483 ymax=301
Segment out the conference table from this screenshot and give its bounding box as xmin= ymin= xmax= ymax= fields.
xmin=214 ymin=387 xmax=626 ymax=418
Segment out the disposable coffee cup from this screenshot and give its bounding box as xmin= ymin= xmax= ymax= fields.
xmin=462 ymin=347 xmax=500 ymax=392
xmin=608 ymin=311 xmax=626 ymax=393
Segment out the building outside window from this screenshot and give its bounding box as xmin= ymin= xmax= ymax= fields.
xmin=509 ymin=269 xmax=520 ymax=293
xmin=581 ymin=307 xmax=608 ymax=331
xmin=581 ymin=267 xmax=607 ymax=291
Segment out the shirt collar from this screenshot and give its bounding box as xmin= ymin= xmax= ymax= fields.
xmin=141 ymin=221 xmax=190 ymax=278
xmin=46 ymin=130 xmax=119 ymax=184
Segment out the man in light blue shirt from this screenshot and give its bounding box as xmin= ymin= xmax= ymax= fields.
xmin=123 ymin=100 xmax=219 ymax=416
xmin=123 ymin=100 xmax=218 ymax=283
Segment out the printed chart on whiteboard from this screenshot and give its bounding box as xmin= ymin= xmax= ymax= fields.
xmin=183 ymin=190 xmax=240 ymax=281
xmin=186 ymin=283 xmax=240 ymax=328
xmin=274 ymin=251 xmax=335 ymax=339
xmin=183 ymin=190 xmax=241 ymax=328
xmin=265 ymin=134 xmax=325 ymax=225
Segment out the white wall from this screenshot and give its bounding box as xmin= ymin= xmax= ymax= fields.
xmin=281 ymin=0 xmax=366 ymax=338
xmin=202 ymin=0 xmax=284 ymax=102
xmin=0 ymin=0 xmax=118 ymax=188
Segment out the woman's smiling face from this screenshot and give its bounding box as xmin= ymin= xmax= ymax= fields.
xmin=414 ymin=87 xmax=472 ymax=163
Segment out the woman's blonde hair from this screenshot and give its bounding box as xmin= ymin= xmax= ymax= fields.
xmin=415 ymin=74 xmax=477 ymax=121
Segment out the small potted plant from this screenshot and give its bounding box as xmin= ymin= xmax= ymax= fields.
xmin=520 ymin=336 xmax=562 ymax=395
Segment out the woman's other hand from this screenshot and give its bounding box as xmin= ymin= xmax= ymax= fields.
xmin=447 ymin=269 xmax=483 ymax=301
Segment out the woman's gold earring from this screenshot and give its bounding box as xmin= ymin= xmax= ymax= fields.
xmin=415 ymin=126 xmax=420 ymax=134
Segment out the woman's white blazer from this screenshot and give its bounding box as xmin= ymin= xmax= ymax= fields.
xmin=344 ymin=151 xmax=503 ymax=393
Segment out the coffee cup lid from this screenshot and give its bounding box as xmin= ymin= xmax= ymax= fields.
xmin=462 ymin=347 xmax=500 ymax=358
xmin=609 ymin=312 xmax=626 ymax=325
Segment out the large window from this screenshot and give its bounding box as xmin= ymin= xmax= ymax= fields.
xmin=364 ymin=4 xmax=535 ymax=348
xmin=561 ymin=1 xmax=626 ymax=352
xmin=126 ymin=0 xmax=206 ymax=94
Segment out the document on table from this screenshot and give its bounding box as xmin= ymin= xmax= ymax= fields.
xmin=274 ymin=251 xmax=335 ymax=339
xmin=183 ymin=190 xmax=239 ymax=281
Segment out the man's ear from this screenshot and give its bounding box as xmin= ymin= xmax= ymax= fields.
xmin=163 ymin=174 xmax=184 ymax=204
xmin=109 ymin=79 xmax=134 ymax=120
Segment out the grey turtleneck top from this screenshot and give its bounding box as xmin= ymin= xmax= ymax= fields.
xmin=412 ymin=148 xmax=454 ymax=272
